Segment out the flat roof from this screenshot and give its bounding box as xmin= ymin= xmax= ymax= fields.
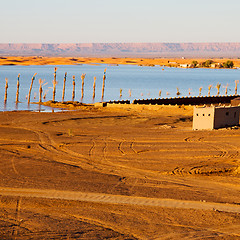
xmin=195 ymin=105 xmax=240 ymax=109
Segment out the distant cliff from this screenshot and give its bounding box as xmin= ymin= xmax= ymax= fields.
xmin=1 ymin=43 xmax=240 ymax=57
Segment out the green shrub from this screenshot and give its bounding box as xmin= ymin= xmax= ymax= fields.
xmin=222 ymin=60 xmax=234 ymax=68
xmin=201 ymin=60 xmax=214 ymax=68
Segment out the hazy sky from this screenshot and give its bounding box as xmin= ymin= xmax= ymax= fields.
xmin=1 ymin=0 xmax=240 ymax=43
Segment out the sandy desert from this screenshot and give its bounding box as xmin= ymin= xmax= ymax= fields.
xmin=0 ymin=104 xmax=240 ymax=239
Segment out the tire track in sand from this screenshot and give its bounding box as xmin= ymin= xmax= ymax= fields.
xmin=118 ymin=140 xmax=126 ymax=155
xmin=1 ymin=187 xmax=240 ymax=214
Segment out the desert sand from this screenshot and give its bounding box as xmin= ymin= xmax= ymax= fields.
xmin=1 ymin=56 xmax=240 ymax=68
xmin=0 ymin=104 xmax=240 ymax=239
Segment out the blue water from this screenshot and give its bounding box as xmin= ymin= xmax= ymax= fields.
xmin=0 ymin=64 xmax=239 ymax=111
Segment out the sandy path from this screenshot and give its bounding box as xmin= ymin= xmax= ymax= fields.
xmin=1 ymin=187 xmax=240 ymax=214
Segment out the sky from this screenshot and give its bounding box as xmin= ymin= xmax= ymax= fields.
xmin=0 ymin=0 xmax=240 ymax=43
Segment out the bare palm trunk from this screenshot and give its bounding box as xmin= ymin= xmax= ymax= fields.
xmin=16 ymin=74 xmax=20 ymax=103
xmin=39 ymin=79 xmax=43 ymax=102
xmin=208 ymin=85 xmax=212 ymax=97
xmin=101 ymin=68 xmax=107 ymax=101
xmin=216 ymin=83 xmax=221 ymax=96
xmin=28 ymin=73 xmax=37 ymax=104
xmin=235 ymin=80 xmax=239 ymax=95
xmin=52 ymin=67 xmax=58 ymax=102
xmin=81 ymin=73 xmax=86 ymax=101
xmin=93 ymin=76 xmax=96 ymax=100
xmin=4 ymin=78 xmax=8 ymax=104
xmin=72 ymin=75 xmax=75 ymax=101
xmin=62 ymin=72 xmax=67 ymax=102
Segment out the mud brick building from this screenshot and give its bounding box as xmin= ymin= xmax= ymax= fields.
xmin=193 ymin=106 xmax=240 ymax=130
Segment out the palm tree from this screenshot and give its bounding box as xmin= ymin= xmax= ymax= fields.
xmin=159 ymin=90 xmax=162 ymax=97
xmin=208 ymin=85 xmax=212 ymax=96
xmin=72 ymin=75 xmax=75 ymax=101
xmin=16 ymin=74 xmax=20 ymax=103
xmin=28 ymin=73 xmax=37 ymax=104
xmin=4 ymin=78 xmax=8 ymax=104
xmin=52 ymin=67 xmax=58 ymax=102
xmin=101 ymin=68 xmax=107 ymax=101
xmin=235 ymin=80 xmax=239 ymax=95
xmin=176 ymin=87 xmax=180 ymax=96
xmin=129 ymin=89 xmax=132 ymax=97
xmin=93 ymin=77 xmax=96 ymax=100
xmin=188 ymin=88 xmax=192 ymax=96
xmin=81 ymin=73 xmax=86 ymax=101
xmin=62 ymin=72 xmax=67 ymax=102
xmin=39 ymin=79 xmax=47 ymax=102
xmin=223 ymin=83 xmax=229 ymax=95
xmin=216 ymin=83 xmax=221 ymax=96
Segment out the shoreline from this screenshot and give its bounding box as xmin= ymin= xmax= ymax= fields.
xmin=0 ymin=56 xmax=240 ymax=68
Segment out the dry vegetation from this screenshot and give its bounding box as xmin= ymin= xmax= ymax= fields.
xmin=0 ymin=105 xmax=240 ymax=239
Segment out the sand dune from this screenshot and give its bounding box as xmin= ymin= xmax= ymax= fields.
xmin=1 ymin=56 xmax=240 ymax=68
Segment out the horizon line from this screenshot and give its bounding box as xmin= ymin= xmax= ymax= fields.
xmin=1 ymin=42 xmax=240 ymax=44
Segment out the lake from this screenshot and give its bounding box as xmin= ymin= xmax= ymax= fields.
xmin=0 ymin=64 xmax=239 ymax=111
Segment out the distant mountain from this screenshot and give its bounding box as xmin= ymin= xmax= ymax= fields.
xmin=1 ymin=43 xmax=240 ymax=57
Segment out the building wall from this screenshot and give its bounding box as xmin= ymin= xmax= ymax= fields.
xmin=231 ymin=97 xmax=240 ymax=106
xmin=192 ymin=107 xmax=215 ymax=130
xmin=214 ymin=106 xmax=240 ymax=129
xmin=193 ymin=106 xmax=240 ymax=130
